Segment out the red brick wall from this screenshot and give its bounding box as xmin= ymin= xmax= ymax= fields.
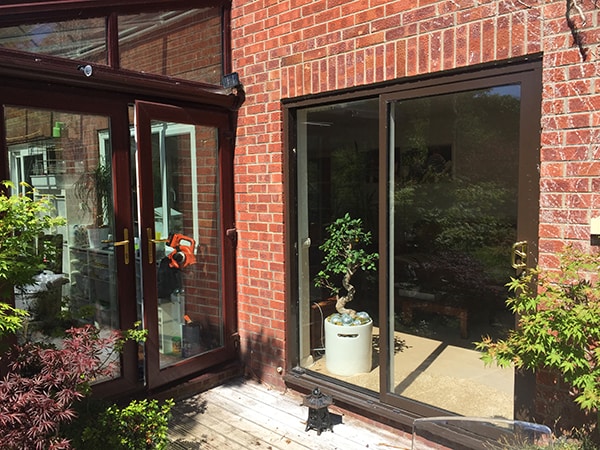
xmin=231 ymin=0 xmax=600 ymax=416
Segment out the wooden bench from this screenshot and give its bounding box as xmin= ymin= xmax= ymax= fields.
xmin=400 ymin=297 xmax=469 ymax=339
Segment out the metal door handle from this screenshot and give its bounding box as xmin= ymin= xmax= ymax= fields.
xmin=511 ymin=240 xmax=527 ymax=269
xmin=102 ymin=228 xmax=130 ymax=265
xmin=146 ymin=228 xmax=167 ymax=265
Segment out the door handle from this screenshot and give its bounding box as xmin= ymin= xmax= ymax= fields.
xmin=146 ymin=227 xmax=168 ymax=265
xmin=511 ymin=240 xmax=528 ymax=269
xmin=102 ymin=228 xmax=130 ymax=265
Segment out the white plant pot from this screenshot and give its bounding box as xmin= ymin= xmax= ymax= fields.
xmin=87 ymin=228 xmax=109 ymax=249
xmin=324 ymin=318 xmax=373 ymax=376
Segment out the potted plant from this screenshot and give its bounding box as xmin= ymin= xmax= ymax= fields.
xmin=314 ymin=213 xmax=379 ymax=376
xmin=74 ymin=162 xmax=112 ymax=248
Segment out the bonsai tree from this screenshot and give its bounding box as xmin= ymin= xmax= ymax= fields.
xmin=314 ymin=213 xmax=379 ymax=319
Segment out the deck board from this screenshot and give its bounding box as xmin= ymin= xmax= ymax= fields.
xmin=168 ymin=378 xmax=411 ymax=450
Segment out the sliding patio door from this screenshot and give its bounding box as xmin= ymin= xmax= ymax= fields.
xmin=293 ymin=62 xmax=542 ymax=420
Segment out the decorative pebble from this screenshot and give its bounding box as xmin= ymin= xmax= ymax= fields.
xmin=330 ymin=314 xmax=342 ymax=325
xmin=328 ymin=311 xmax=372 ymax=326
xmin=341 ymin=313 xmax=353 ymax=325
xmin=356 ymin=311 xmax=370 ymax=320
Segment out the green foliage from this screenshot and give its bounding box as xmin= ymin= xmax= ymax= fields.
xmin=0 ymin=302 xmax=28 ymax=338
xmin=79 ymin=398 xmax=174 ymax=450
xmin=118 ymin=321 xmax=149 ymax=352
xmin=74 ymin=163 xmax=112 ymax=227
xmin=0 ymin=181 xmax=66 ymax=297
xmin=476 ymin=246 xmax=600 ymax=414
xmin=314 ymin=213 xmax=379 ymax=297
xmin=501 ymin=431 xmax=598 ymax=450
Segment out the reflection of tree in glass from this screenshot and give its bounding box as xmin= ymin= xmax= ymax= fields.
xmin=393 ymin=88 xmax=522 ymax=306
xmin=330 ymin=143 xmax=377 ymax=232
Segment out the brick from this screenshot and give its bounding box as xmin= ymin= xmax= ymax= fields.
xmin=229 ymin=0 xmax=600 ymax=421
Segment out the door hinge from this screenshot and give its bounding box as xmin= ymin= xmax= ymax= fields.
xmin=231 ymin=332 xmax=240 ymax=350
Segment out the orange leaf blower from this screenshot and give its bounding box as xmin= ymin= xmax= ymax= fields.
xmin=166 ymin=233 xmax=197 ymax=269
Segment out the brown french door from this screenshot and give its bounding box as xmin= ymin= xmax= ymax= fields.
xmin=134 ymin=101 xmax=237 ymax=389
xmin=2 ymin=81 xmax=237 ymax=393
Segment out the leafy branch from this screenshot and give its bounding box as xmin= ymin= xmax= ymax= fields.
xmin=314 ymin=213 xmax=378 ymax=317
xmin=476 ymin=246 xmax=600 ymax=418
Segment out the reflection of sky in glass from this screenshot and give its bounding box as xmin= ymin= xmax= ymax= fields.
xmin=490 ymin=84 xmax=520 ymax=98
xmin=0 ymin=19 xmax=106 ymax=60
xmin=29 ymin=23 xmax=55 ymax=47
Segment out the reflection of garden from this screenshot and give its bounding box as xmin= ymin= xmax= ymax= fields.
xmin=394 ymin=175 xmax=516 ymax=342
xmin=393 ymin=88 xmax=520 ymax=340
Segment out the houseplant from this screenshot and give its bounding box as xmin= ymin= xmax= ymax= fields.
xmin=314 ymin=213 xmax=379 ymax=376
xmin=74 ymin=162 xmax=112 ymax=247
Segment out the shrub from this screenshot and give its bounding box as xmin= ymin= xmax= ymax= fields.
xmin=78 ymin=398 xmax=174 ymax=450
xmin=476 ymin=246 xmax=600 ymax=432
xmin=0 ymin=181 xmax=66 ymax=298
xmin=0 ymin=302 xmax=28 ymax=338
xmin=314 ymin=213 xmax=379 ymax=317
xmin=0 ymin=324 xmax=147 ymax=450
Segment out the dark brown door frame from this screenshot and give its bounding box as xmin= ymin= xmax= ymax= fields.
xmin=0 ymin=76 xmax=240 ymax=397
xmin=135 ymin=100 xmax=238 ymax=390
xmin=0 ymin=79 xmax=140 ymax=396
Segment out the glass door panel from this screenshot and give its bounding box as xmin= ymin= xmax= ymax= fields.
xmin=295 ymin=99 xmax=380 ymax=390
xmin=6 ymin=106 xmax=121 ymax=380
xmin=134 ymin=101 xmax=233 ymax=388
xmin=151 ymin=121 xmax=222 ymax=369
xmin=387 ymin=86 xmax=520 ymax=418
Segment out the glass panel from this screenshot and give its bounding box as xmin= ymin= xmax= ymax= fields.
xmin=389 ymin=86 xmax=519 ymax=417
xmin=6 ymin=106 xmax=119 ymax=379
xmin=119 ymin=9 xmax=222 ymax=84
xmin=143 ymin=121 xmax=223 ymax=369
xmin=0 ymin=18 xmax=107 ymax=63
xmin=411 ymin=417 xmax=553 ymax=449
xmin=296 ymin=99 xmax=380 ymax=391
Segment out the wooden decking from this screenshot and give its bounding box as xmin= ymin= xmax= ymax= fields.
xmin=167 ymin=377 xmax=412 ymax=450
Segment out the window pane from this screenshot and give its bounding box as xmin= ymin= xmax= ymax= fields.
xmin=389 ymin=86 xmax=519 ymax=417
xmin=7 ymin=106 xmax=120 ymax=382
xmin=119 ymin=9 xmax=222 ymax=84
xmin=142 ymin=121 xmax=223 ymax=369
xmin=296 ymin=99 xmax=380 ymax=392
xmin=0 ymin=19 xmax=107 ymax=63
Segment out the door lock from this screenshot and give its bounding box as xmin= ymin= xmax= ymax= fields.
xmin=511 ymin=241 xmax=528 ymax=269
